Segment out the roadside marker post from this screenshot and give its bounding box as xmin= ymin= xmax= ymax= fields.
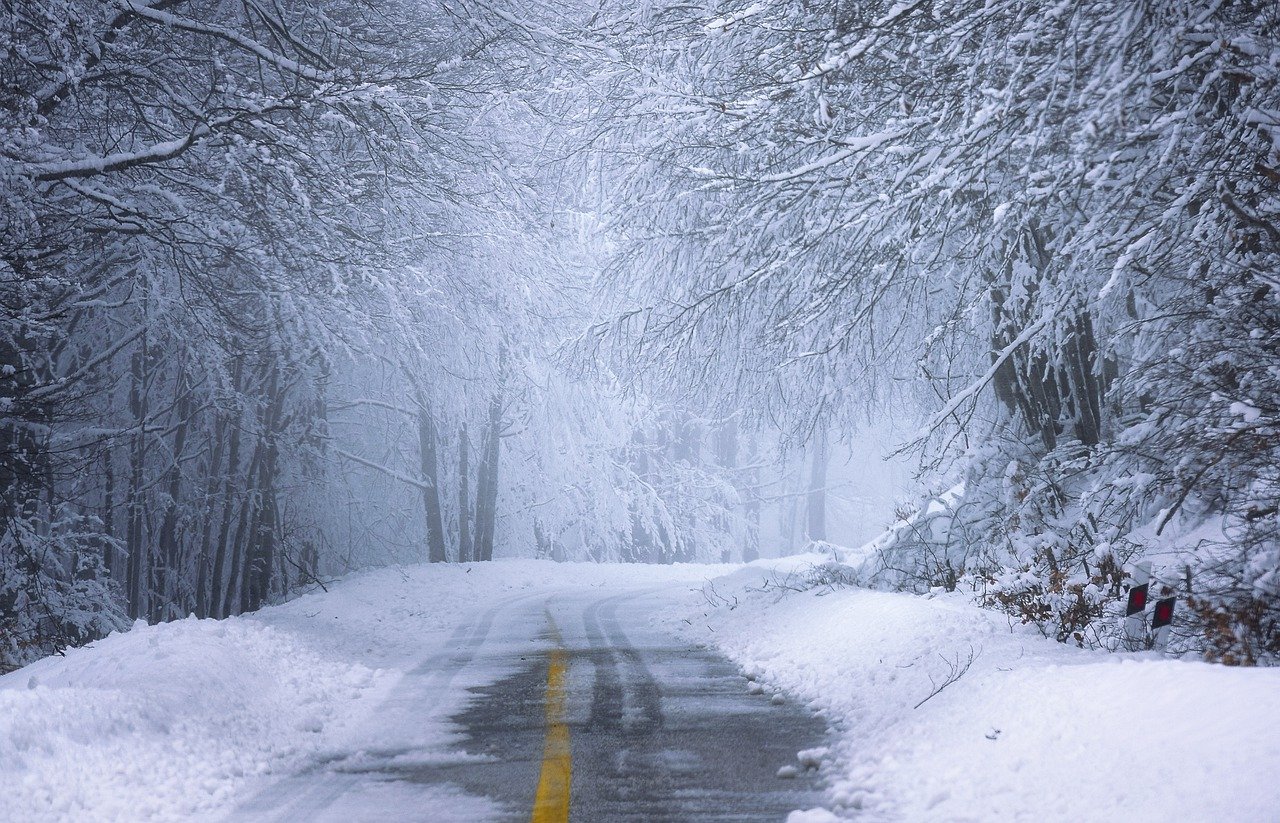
xmin=1124 ymin=561 xmax=1151 ymax=649
xmin=1151 ymin=596 xmax=1176 ymax=651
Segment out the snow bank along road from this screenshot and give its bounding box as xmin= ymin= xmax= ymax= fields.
xmin=4 ymin=558 xmax=1280 ymax=822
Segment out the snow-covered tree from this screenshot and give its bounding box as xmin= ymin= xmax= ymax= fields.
xmin=585 ymin=0 xmax=1280 ymax=657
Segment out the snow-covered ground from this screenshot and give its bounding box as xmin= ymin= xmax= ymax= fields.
xmin=677 ymin=556 xmax=1280 ymax=822
xmin=0 ymin=561 xmax=720 ymax=822
xmin=3 ymin=557 xmax=1278 ymax=822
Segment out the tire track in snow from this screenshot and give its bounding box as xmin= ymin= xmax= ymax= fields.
xmin=228 ymin=590 xmax=544 ymax=821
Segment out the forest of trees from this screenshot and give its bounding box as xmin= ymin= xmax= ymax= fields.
xmin=589 ymin=0 xmax=1280 ymax=663
xmin=2 ymin=0 xmax=1277 ymax=670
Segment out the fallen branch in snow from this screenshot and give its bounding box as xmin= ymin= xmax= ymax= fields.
xmin=748 ymin=570 xmax=807 ymax=600
xmin=914 ymin=645 xmax=980 ymax=710
xmin=700 ymin=581 xmax=739 ymax=610
xmin=748 ymin=563 xmax=862 ymax=600
xmin=281 ymin=551 xmax=331 ymax=594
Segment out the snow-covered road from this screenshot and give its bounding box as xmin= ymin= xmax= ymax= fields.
xmin=4 ymin=558 xmax=1279 ymax=822
xmin=229 ymin=587 xmax=547 ymax=821
xmin=1 ymin=562 xmax=830 ymax=821
xmin=234 ymin=585 xmax=824 ymax=821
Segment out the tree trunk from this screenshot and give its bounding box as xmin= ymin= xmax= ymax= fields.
xmin=228 ymin=428 xmax=265 ymax=617
xmin=194 ymin=412 xmax=227 ymax=619
xmin=457 ymin=423 xmax=471 ymax=563
xmin=743 ymin=432 xmax=760 ymax=563
xmin=227 ymin=477 xmax=253 ymax=617
xmin=715 ymin=417 xmax=738 ymax=562
xmin=125 ymin=345 xmax=148 ymax=620
xmin=102 ymin=445 xmax=116 ymax=577
xmin=154 ymin=375 xmax=192 ymax=621
xmin=783 ymin=457 xmax=801 ymax=554
xmin=244 ymin=366 xmax=283 ymax=611
xmin=475 ymin=392 xmax=503 ymax=562
xmin=417 ymin=398 xmax=448 ymax=564
xmin=806 ymin=429 xmax=828 ymax=543
xmin=210 ymin=361 xmax=244 ymax=619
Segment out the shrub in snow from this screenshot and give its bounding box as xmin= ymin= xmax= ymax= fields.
xmin=856 ymin=485 xmax=971 ymax=593
xmin=856 ymin=458 xmax=1131 ymax=648
xmin=0 ymin=510 xmax=125 ymax=672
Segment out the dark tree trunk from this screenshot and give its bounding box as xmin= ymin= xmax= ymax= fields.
xmin=102 ymin=446 xmax=116 ymax=576
xmin=417 ymin=398 xmax=447 ymax=564
xmin=125 ymin=345 xmax=148 ymax=620
xmin=715 ymin=417 xmax=738 ymax=469
xmin=0 ymin=327 xmax=50 ymax=527
xmin=472 ymin=447 xmax=490 ymax=560
xmin=244 ymin=366 xmax=283 ymax=612
xmin=194 ymin=412 xmax=227 ymax=619
xmin=228 ymin=478 xmax=252 ymax=617
xmin=244 ymin=445 xmax=277 ymax=611
xmin=783 ymin=462 xmax=800 ymax=554
xmin=988 ymin=226 xmax=1111 ymax=454
xmin=228 ymin=426 xmax=265 ymax=617
xmin=673 ymin=413 xmax=700 ymax=464
xmin=210 ymin=362 xmax=245 ymax=619
xmin=154 ymin=376 xmax=191 ymax=621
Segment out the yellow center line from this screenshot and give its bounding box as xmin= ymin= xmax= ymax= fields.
xmin=530 ymin=611 xmax=571 ymax=823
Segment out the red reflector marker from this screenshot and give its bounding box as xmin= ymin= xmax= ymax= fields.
xmin=1126 ymin=583 xmax=1149 ymax=616
xmin=1123 ymin=561 xmax=1152 ymax=648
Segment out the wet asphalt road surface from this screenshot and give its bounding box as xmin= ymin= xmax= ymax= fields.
xmin=231 ymin=588 xmax=828 ymax=822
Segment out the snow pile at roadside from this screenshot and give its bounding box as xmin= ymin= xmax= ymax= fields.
xmin=678 ymin=560 xmax=1280 ymax=822
xmin=0 ymin=616 xmax=387 ymax=821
